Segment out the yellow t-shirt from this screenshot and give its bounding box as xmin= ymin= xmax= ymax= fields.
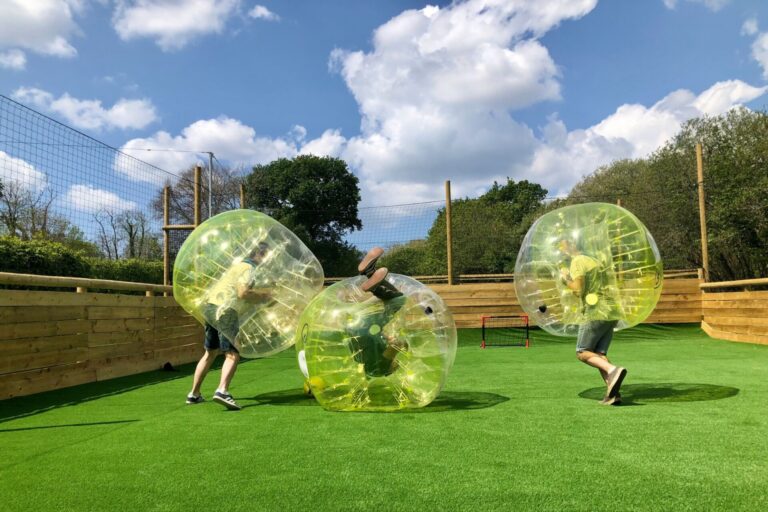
xmin=206 ymin=261 xmax=254 ymax=307
xmin=569 ymin=254 xmax=598 ymax=281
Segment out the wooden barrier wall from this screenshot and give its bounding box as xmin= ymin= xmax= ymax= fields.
xmin=0 ymin=289 xmax=202 ymax=400
xmin=430 ymin=277 xmax=703 ymax=329
xmin=701 ymin=289 xmax=768 ymax=345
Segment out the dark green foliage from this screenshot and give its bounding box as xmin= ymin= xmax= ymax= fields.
xmin=87 ymin=258 xmax=164 ymax=284
xmin=0 ymin=236 xmax=163 ymax=283
xmin=0 ymin=235 xmax=90 ymax=277
xmin=566 ymin=108 xmax=768 ymax=280
xmin=379 ymin=240 xmax=436 ymax=275
xmin=421 ymin=179 xmax=548 ymax=277
xmin=244 ymin=155 xmax=362 ymax=276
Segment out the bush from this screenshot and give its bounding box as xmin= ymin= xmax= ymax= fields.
xmin=0 ymin=236 xmax=164 ymax=284
xmin=0 ymin=236 xmax=90 ymax=277
xmin=87 ymin=258 xmax=164 ymax=284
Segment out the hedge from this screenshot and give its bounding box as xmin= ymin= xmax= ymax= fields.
xmin=0 ymin=236 xmax=164 ymax=284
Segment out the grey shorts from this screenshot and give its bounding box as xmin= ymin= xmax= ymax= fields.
xmin=202 ymin=304 xmax=239 ymax=353
xmin=576 ymin=320 xmax=618 ymax=354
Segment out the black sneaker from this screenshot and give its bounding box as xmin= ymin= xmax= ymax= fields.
xmin=213 ymin=391 xmax=241 ymax=410
xmin=186 ymin=394 xmax=204 ymax=405
xmin=362 ymin=267 xmax=388 ymax=293
xmin=358 ymin=247 xmax=384 ymax=277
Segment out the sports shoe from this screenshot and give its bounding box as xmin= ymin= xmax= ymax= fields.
xmin=362 ymin=267 xmax=389 ymax=293
xmin=186 ymin=393 xmax=204 ymax=404
xmin=213 ymin=391 xmax=241 ymax=410
xmin=358 ymin=247 xmax=384 ymax=277
xmin=606 ymin=367 xmax=627 ymax=399
xmin=600 ymin=393 xmax=621 ymax=406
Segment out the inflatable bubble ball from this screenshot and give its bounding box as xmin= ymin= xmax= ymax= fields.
xmin=173 ymin=209 xmax=324 ymax=358
xmin=296 ymin=274 xmax=457 ymax=412
xmin=514 ymin=202 xmax=663 ymax=337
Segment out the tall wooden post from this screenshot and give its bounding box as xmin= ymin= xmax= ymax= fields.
xmin=696 ymin=143 xmax=710 ymax=282
xmin=240 ymin=184 xmax=245 ymax=209
xmin=194 ymin=165 xmax=202 ymax=226
xmin=163 ymin=186 xmax=170 ymax=288
xmin=445 ymin=180 xmax=454 ymax=285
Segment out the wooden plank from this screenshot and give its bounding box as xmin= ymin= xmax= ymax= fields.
xmin=701 ymin=290 xmax=768 ymax=301
xmin=702 ymin=321 xmax=768 ymax=345
xmin=91 ymin=318 xmax=154 ymax=333
xmin=0 ymin=348 xmax=88 ymax=373
xmin=88 ymin=330 xmax=154 ymax=347
xmin=0 ymin=319 xmax=92 ymax=341
xmin=87 ymin=307 xmax=154 ymax=320
xmin=0 ymin=362 xmax=96 ymax=400
xmin=700 ymin=300 xmax=768 ymax=310
xmin=0 ymin=306 xmax=88 ymax=325
xmin=0 ymin=333 xmax=89 ymax=357
xmin=0 ymin=290 xmax=155 ymax=307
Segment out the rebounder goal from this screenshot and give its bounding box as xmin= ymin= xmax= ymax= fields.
xmin=481 ymin=315 xmax=530 ymax=348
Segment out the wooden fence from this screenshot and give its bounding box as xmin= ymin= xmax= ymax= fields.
xmin=4 ymin=271 xmax=768 ymax=400
xmin=0 ymin=273 xmax=201 ymax=400
xmin=700 ymin=278 xmax=768 ymax=345
xmin=431 ymin=276 xmax=703 ymax=329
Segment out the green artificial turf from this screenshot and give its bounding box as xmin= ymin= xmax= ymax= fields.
xmin=1 ymin=324 xmax=767 ymax=511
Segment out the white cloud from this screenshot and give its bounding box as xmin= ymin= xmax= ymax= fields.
xmin=662 ymin=0 xmax=730 ymax=11
xmin=0 ymin=151 xmax=47 ymax=191
xmin=329 ymin=0 xmax=597 ymax=204
xmin=11 ymin=87 xmax=158 ymax=131
xmin=63 ymin=184 xmax=137 ymax=213
xmin=113 ymin=0 xmax=241 ymax=51
xmin=750 ymin=32 xmax=768 ymax=79
xmin=0 ymin=1 xmax=80 ymax=61
xmin=742 ymin=18 xmax=758 ymax=36
xmin=0 ymin=49 xmax=26 ymax=70
xmin=117 ymin=117 xmax=340 ymax=183
xmin=529 ymin=80 xmax=767 ymax=196
xmin=248 ymin=5 xmax=279 ymax=21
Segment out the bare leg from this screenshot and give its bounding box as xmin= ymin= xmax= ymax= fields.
xmin=218 ymin=351 xmax=240 ymax=393
xmin=577 ymin=350 xmax=617 ymax=375
xmin=190 ymin=350 xmax=218 ymax=396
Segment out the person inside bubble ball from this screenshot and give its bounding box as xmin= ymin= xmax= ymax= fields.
xmin=557 ymin=238 xmax=627 ymax=405
xmin=348 ymin=247 xmax=416 ymax=378
xmin=186 ymin=242 xmax=273 ymax=410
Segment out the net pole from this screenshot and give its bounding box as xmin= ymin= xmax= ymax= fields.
xmin=163 ymin=186 xmax=170 ymax=291
xmin=481 ymin=315 xmax=487 ymax=348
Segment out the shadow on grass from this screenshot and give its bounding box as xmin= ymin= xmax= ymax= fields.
xmin=0 ymin=363 xmax=198 ymax=424
xmin=248 ymin=389 xmax=509 ymax=413
xmin=0 ymin=419 xmax=139 ymax=433
xmin=579 ymin=383 xmax=740 ymax=405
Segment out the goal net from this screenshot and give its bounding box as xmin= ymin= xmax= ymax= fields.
xmin=481 ymin=315 xmax=530 ymax=348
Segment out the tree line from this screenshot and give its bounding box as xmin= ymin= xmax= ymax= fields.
xmin=1 ymin=107 xmax=767 ymax=281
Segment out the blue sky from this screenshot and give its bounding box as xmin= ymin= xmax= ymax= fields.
xmin=2 ymin=0 xmax=768 ymax=222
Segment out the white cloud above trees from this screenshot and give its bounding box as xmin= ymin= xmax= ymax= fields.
xmin=11 ymin=87 xmax=158 ymax=132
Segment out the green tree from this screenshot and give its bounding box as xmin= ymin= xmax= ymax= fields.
xmin=566 ymin=107 xmax=768 ymax=280
xmin=420 ymin=179 xmax=548 ymax=277
xmin=244 ymin=155 xmax=363 ymax=276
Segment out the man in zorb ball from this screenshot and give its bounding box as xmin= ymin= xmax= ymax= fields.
xmin=296 ymin=247 xmax=457 ymax=412
xmin=515 ymin=203 xmax=663 ymax=406
xmin=174 ymin=209 xmax=324 ymax=410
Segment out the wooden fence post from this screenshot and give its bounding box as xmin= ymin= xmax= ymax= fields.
xmin=696 ymin=143 xmax=710 ymax=282
xmin=445 ymin=180 xmax=454 ymax=285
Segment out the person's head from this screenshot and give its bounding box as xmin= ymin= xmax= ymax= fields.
xmin=557 ymin=238 xmax=579 ymax=257
xmin=248 ymin=242 xmax=270 ymax=263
